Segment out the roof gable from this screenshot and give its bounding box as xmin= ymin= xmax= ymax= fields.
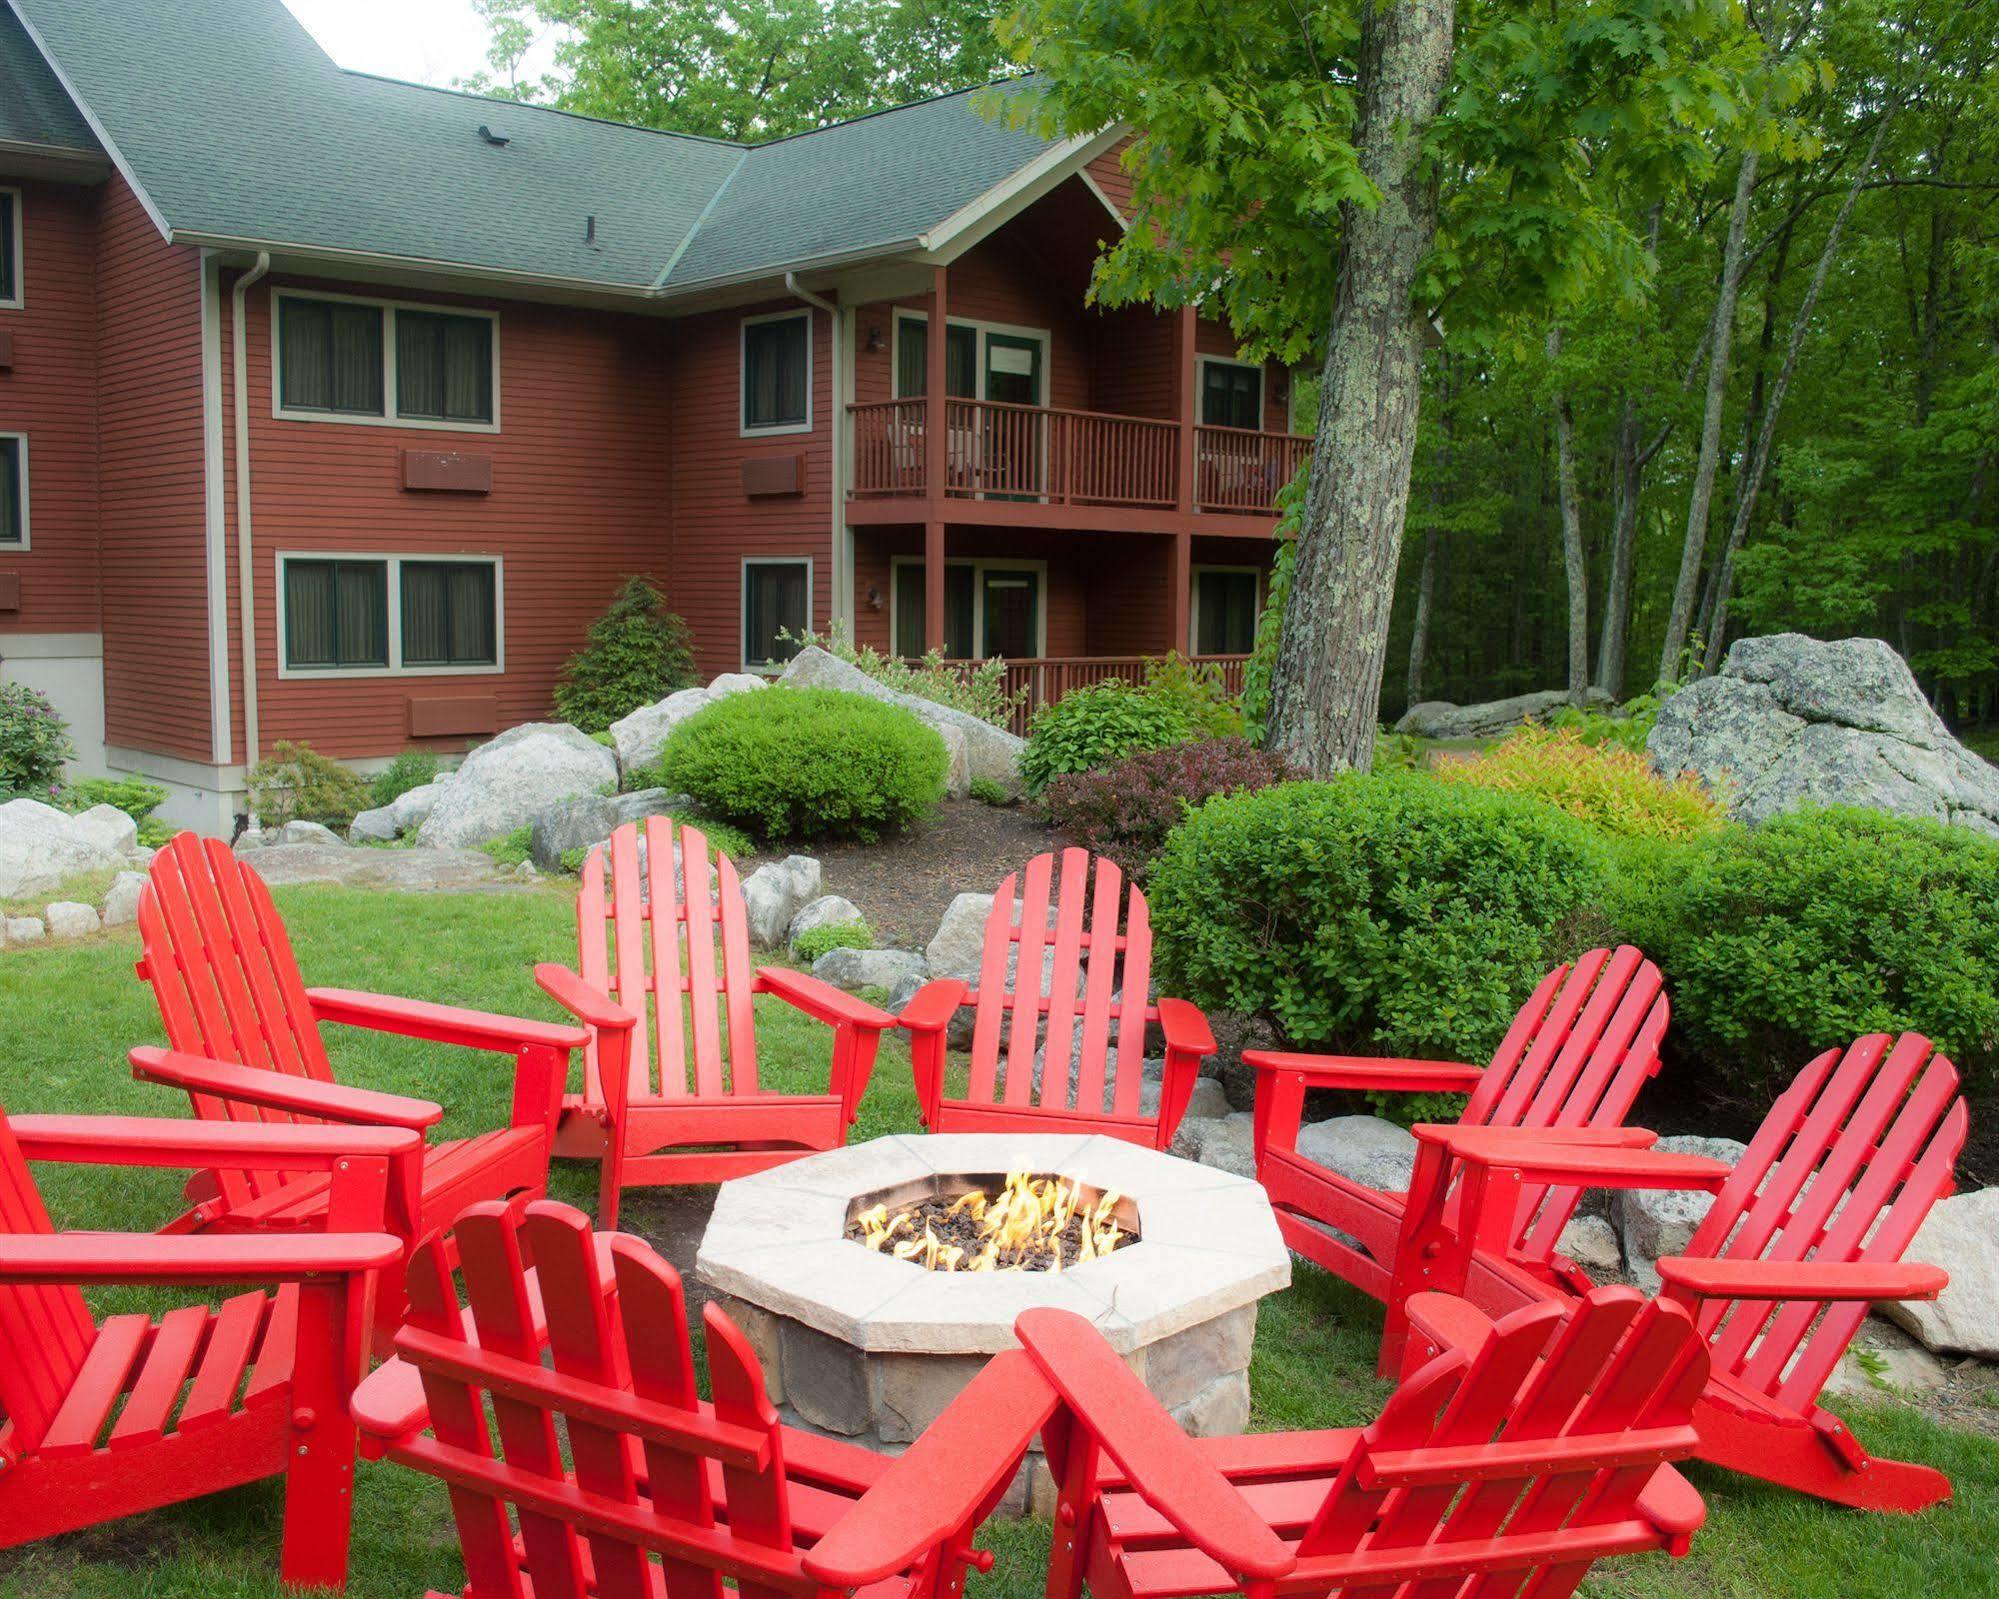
xmin=0 ymin=3 xmax=98 ymax=158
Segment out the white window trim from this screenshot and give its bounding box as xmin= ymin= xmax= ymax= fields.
xmin=0 ymin=433 xmax=28 ymax=550
xmin=274 ymin=550 xmax=505 ymax=679
xmin=742 ymin=555 xmax=814 ymax=673
xmin=0 ymin=186 xmax=22 ymax=310
xmin=271 ymin=288 xmax=502 ymax=434
xmin=1195 ymin=354 xmax=1265 ymax=432
xmin=890 ymin=310 xmax=1051 ymax=406
xmin=740 ymin=308 xmax=814 ymax=438
xmin=887 ymin=555 xmax=1049 ymax=660
xmin=1189 ymin=564 xmax=1262 ymax=656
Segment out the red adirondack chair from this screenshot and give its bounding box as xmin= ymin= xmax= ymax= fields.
xmin=897 ymin=848 xmax=1217 ymax=1148
xmin=1017 ymin=1285 xmax=1710 ymax=1599
xmin=1249 ymin=945 xmax=1667 ymax=1305
xmin=352 ymin=1197 xmax=1059 ymax=1599
xmin=0 ymin=1101 xmax=412 ymax=1589
xmin=536 ymin=816 xmax=896 ymax=1225
xmin=130 ymin=832 xmax=585 ymax=1317
xmin=1383 ymin=1032 xmax=1968 ymax=1513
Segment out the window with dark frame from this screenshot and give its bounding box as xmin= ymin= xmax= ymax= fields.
xmin=283 ymin=559 xmax=389 ymax=669
xmin=396 ymin=310 xmax=494 ymax=424
xmin=279 ymin=297 xmax=386 ymax=416
xmin=1195 ymin=570 xmax=1260 ymax=655
xmin=401 ymin=561 xmax=498 ymax=667
xmin=1200 ymin=362 xmax=1263 ymax=431
xmin=0 ymin=438 xmax=23 ymax=545
xmin=742 ymin=314 xmax=809 ymax=432
xmin=0 ymin=191 xmax=17 ymax=304
xmin=743 ymin=561 xmax=809 ymax=669
xmin=893 ymin=562 xmax=976 ymax=658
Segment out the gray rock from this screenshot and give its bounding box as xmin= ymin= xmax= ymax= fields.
xmin=69 ymin=803 xmax=139 ymax=855
xmin=934 ymin=722 xmax=972 ymax=801
xmin=347 ymin=805 xmax=401 ymax=843
xmin=609 ymin=687 xmax=711 ymax=775
xmin=1183 ymin=1078 xmax=1232 ymax=1122
xmin=788 ymin=894 xmax=867 ymax=951
xmin=707 ymin=672 xmax=769 ymax=701
xmin=45 ymin=900 xmax=100 ymax=939
xmin=1174 ymin=1112 xmax=1259 ymax=1178
xmin=415 ymin=723 xmax=619 ymax=849
xmin=1824 ymin=1320 xmax=1952 ymax=1401
xmin=742 ymin=856 xmax=825 ymax=950
xmin=1167 ymin=1369 xmax=1251 ymax=1437
xmin=101 ymin=870 xmax=147 ymax=928
xmin=0 ymin=798 xmax=124 ymax=898
xmin=926 ymin=892 xmax=1000 ymax=980
xmin=350 ymin=776 xmax=450 ymax=842
xmin=1880 ymin=1187 xmax=1999 ymax=1359
xmin=233 ymin=829 xmax=265 ymax=850
xmin=277 ymin=819 xmax=344 ymax=848
xmin=1620 ymin=1134 xmax=1747 ymax=1292
xmin=1141 ymin=1306 xmax=1256 ymax=1410
xmin=1397 ymin=687 xmax=1611 ymax=741
xmin=1647 ymin=633 xmax=1999 ymax=834
xmin=812 ymin=947 xmax=927 ymax=993
xmin=1295 ymin=1115 xmax=1419 ymax=1193
xmin=780 ymin=645 xmax=1024 ymax=795
xmin=6 ymin=916 xmax=45 ymax=944
xmin=246 ymin=842 xmax=511 ymax=891
xmin=513 ymin=859 xmax=540 ymax=881
xmin=1556 ymin=1214 xmax=1622 ymax=1275
xmin=885 ymin=969 xmax=929 ymax=1014
xmin=527 ymin=787 xmax=684 ymax=872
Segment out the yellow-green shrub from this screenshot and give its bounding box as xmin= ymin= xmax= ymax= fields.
xmin=1430 ymin=726 xmax=1723 ymax=842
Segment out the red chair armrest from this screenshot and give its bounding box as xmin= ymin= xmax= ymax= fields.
xmin=897 ymin=977 xmax=968 ymax=1035
xmin=1015 ymin=1309 xmax=1292 ymax=1581
xmin=1655 ymin=1257 xmax=1949 ymax=1303
xmin=1637 ymin=1462 xmax=1708 ymax=1549
xmin=1243 ymin=1049 xmax=1485 ymax=1094
xmin=803 ymin=1349 xmax=1058 ymax=1585
xmin=307 ymin=987 xmax=587 ymax=1054
xmin=533 ymin=962 xmax=639 ymax=1034
xmin=0 ymin=1230 xmax=403 ymax=1286
xmin=754 ymin=965 xmax=897 ymax=1032
xmin=1157 ymin=997 xmax=1216 ymax=1059
xmin=10 ymin=1108 xmax=424 ymax=1169
xmin=130 ymin=1047 xmax=444 ymax=1131
xmin=1402 ymin=1291 xmax=1497 ymax=1360
xmin=1414 ymin=1126 xmax=1731 ymax=1191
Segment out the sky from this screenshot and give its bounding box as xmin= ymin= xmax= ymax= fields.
xmin=280 ymin=0 xmax=559 ymax=89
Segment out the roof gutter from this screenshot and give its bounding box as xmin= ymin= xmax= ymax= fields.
xmin=785 ymin=272 xmax=849 ymax=637
xmin=232 ymin=251 xmax=271 ymax=780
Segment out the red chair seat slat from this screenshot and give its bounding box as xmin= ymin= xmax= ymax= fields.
xmin=244 ymin=1283 xmax=299 ymax=1408
xmin=39 ymin=1313 xmax=149 ymax=1458
xmin=109 ymin=1303 xmax=211 ymax=1449
xmin=180 ymin=1289 xmax=270 ymax=1432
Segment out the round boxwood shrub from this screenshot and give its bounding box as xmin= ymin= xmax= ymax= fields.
xmin=1018 ymin=680 xmax=1197 ymax=794
xmin=1609 ymin=807 xmax=1999 ymax=1101
xmin=1148 ymin=774 xmax=1606 ymax=1064
xmin=655 ymin=687 xmax=947 ymax=843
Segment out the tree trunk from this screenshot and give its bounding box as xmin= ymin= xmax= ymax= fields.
xmin=1657 ymin=145 xmax=1760 ymax=683
xmin=1596 ymin=399 xmax=1641 ymax=696
xmin=1548 ymin=326 xmax=1589 ymax=706
xmin=1406 ymin=527 xmax=1440 ymax=707
xmin=1268 ymin=0 xmax=1455 ymax=774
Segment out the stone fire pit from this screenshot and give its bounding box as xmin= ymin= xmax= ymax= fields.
xmin=696 ymin=1133 xmax=1290 ymax=1513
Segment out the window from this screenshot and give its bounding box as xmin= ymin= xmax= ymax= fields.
xmin=397 ymin=311 xmax=494 ymax=424
xmin=892 ymin=561 xmax=975 ymax=658
xmin=890 ymin=558 xmax=1045 ymax=660
xmin=279 ymin=297 xmax=386 ymax=416
xmin=742 ymin=311 xmax=811 ymax=434
xmin=1193 ymin=568 xmax=1260 ymax=655
xmin=894 ymin=315 xmax=977 ymax=399
xmin=743 ymin=559 xmax=810 ymax=669
xmin=278 ymin=553 xmax=502 ymax=675
xmin=0 ymin=436 xmax=25 ymax=547
xmin=1200 ymin=359 xmax=1264 ymax=430
xmin=0 ymin=188 xmax=19 ymax=308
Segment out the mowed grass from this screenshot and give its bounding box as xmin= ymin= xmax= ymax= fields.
xmin=0 ymin=883 xmax=1995 ymax=1598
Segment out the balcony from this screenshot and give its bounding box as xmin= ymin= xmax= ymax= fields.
xmin=848 ymin=398 xmax=1309 ymax=519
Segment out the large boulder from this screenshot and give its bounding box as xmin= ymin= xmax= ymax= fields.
xmin=527 ymin=788 xmax=686 ymax=872
xmin=779 ymin=646 xmax=1024 ymax=794
xmin=609 ymin=688 xmax=712 ymax=776
xmin=0 ymin=798 xmax=126 ymax=898
xmin=812 ymin=946 xmax=927 ymax=994
xmin=349 ymin=775 xmax=451 ymax=843
xmin=1619 ymin=1134 xmax=1747 ymax=1292
xmin=1397 ymin=687 xmax=1611 ymax=741
xmin=1880 ymin=1187 xmax=1999 ymax=1359
xmin=742 ymin=856 xmax=824 ymax=949
xmin=1647 ymin=634 xmax=1999 ymax=835
xmin=415 ymin=724 xmax=618 ymax=849
xmin=1295 ymin=1115 xmax=1419 ymax=1193
xmin=788 ymin=894 xmax=866 ymax=952
xmin=69 ymin=803 xmax=139 ymax=855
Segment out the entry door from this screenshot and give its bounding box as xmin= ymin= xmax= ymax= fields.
xmin=981 ymin=569 xmax=1039 ymax=660
xmin=983 ymin=334 xmax=1044 ymax=497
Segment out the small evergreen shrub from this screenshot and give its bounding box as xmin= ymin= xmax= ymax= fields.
xmin=1040 ymin=737 xmax=1294 ymax=883
xmin=1018 ymin=681 xmax=1198 ymax=794
xmin=1148 ymin=774 xmax=1605 ymax=1066
xmin=1608 ymin=807 xmax=1999 ymax=1100
xmin=1431 ymin=726 xmax=1725 ymax=842
xmin=968 ymin=776 xmax=1012 ymax=806
xmin=369 ymin=750 xmax=441 ymax=810
xmin=783 ymin=628 xmax=1027 ymax=728
xmin=0 ymin=682 xmax=74 ymax=799
xmin=792 ymin=920 xmax=875 ymax=963
xmin=248 ymin=740 xmax=373 ymax=830
xmin=554 ymin=576 xmax=697 ymax=733
xmin=655 ymin=687 xmax=947 ymax=843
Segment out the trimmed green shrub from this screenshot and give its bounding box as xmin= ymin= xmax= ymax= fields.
xmin=0 ymin=682 xmax=74 ymax=800
xmin=554 ymin=576 xmax=697 ymax=733
xmin=1148 ymin=774 xmax=1606 ymax=1065
xmin=1018 ymin=681 xmax=1197 ymax=794
xmin=369 ymin=750 xmax=441 ymax=810
xmin=1608 ymin=807 xmax=1999 ymax=1099
xmin=248 ymin=740 xmax=373 ymax=830
xmin=655 ymin=687 xmax=947 ymax=843
xmin=58 ymin=776 xmax=171 ymax=848
xmin=1432 ymin=726 xmax=1726 ymax=842
xmin=968 ymin=776 xmax=1012 ymax=806
xmin=792 ymin=921 xmax=874 ymax=963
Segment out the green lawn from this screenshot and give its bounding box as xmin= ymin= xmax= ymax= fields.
xmin=0 ymin=883 xmax=1994 ymax=1598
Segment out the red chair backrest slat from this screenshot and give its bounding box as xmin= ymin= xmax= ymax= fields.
xmin=575 ymin=816 xmax=762 ymax=1108
xmin=0 ymin=1105 xmax=97 ymax=1459
xmin=1685 ymin=1033 xmax=1966 ymax=1410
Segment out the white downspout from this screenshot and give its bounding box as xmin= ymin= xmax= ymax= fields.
xmin=231 ymin=252 xmax=270 ymax=781
xmin=785 ymin=272 xmax=846 ymax=635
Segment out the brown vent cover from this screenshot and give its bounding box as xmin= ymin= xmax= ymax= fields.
xmin=741 ymin=453 xmax=804 ymax=498
xmin=402 ymin=449 xmax=494 ymax=493
xmin=0 ymin=330 xmax=14 ymax=370
xmin=406 ymin=695 xmax=499 ymax=738
xmin=0 ymin=574 xmax=20 ymax=612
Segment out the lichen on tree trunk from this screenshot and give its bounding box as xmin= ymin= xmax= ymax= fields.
xmin=1268 ymin=0 xmax=1455 ymax=776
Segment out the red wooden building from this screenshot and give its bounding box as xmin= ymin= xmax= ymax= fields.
xmin=0 ymin=0 xmax=1304 ymax=830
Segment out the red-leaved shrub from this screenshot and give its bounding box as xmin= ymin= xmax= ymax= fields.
xmin=1041 ymin=736 xmax=1296 ymax=882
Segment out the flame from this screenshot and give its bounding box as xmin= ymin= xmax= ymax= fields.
xmin=854 ymin=1171 xmax=1125 ymax=1273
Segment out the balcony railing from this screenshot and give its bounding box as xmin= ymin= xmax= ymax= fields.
xmin=951 ymin=654 xmax=1251 ymax=735
xmin=849 ymin=398 xmax=1307 ymax=515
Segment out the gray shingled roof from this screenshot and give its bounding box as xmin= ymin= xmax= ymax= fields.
xmin=0 ymin=3 xmax=99 ymax=156
xmin=1 ymin=0 xmax=1069 ymax=295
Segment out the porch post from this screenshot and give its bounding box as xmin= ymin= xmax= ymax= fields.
xmin=925 ymin=266 xmax=949 ymax=652
xmin=1170 ymin=305 xmax=1198 ymax=653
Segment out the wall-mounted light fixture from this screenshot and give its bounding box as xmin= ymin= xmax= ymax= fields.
xmin=865 ymin=325 xmax=887 ymax=353
xmin=866 ymin=585 xmax=884 ymax=610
